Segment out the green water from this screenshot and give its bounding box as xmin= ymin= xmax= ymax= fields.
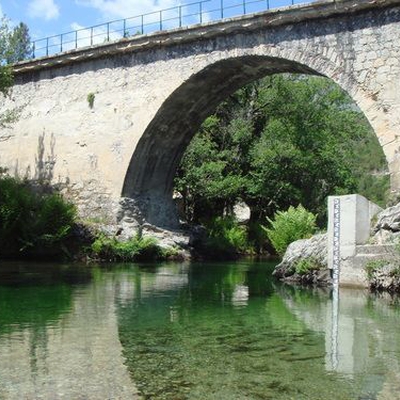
xmin=1 ymin=261 xmax=400 ymax=399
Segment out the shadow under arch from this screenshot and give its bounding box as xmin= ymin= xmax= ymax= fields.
xmin=120 ymin=55 xmax=352 ymax=228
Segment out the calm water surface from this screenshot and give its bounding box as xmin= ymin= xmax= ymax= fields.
xmin=0 ymin=261 xmax=400 ymax=399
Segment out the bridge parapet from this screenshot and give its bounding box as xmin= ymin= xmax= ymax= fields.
xmin=14 ymin=0 xmax=400 ymax=74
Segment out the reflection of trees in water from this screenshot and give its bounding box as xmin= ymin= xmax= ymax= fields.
xmin=0 ymin=262 xmax=91 ymax=335
xmin=0 ymin=263 xmax=92 ymax=388
xmin=117 ymin=262 xmax=358 ymax=400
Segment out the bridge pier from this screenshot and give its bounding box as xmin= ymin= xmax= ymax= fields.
xmin=117 ymin=194 xmax=180 ymax=232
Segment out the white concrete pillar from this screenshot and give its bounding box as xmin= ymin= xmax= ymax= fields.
xmin=328 ymin=194 xmax=382 ymax=286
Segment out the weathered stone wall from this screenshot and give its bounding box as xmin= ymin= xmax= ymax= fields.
xmin=1 ymin=0 xmax=400 ymax=227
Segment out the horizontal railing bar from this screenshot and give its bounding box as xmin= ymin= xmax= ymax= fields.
xmin=33 ymin=0 xmax=212 ymax=43
xmin=30 ymin=0 xmax=304 ymax=59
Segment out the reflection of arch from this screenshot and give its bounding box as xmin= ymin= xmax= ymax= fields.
xmin=121 ymin=55 xmax=375 ymax=228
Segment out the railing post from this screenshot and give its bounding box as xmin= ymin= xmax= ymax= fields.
xmin=28 ymin=0 xmax=284 ymax=60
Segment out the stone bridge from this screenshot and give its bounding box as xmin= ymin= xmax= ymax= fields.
xmin=1 ymin=0 xmax=400 ymax=229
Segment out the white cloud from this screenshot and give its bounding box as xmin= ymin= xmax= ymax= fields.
xmin=75 ymin=0 xmax=177 ymax=19
xmin=0 ymin=3 xmax=3 ymax=17
xmin=67 ymin=21 xmax=121 ymax=49
xmin=28 ymin=0 xmax=60 ymax=21
xmin=74 ymin=0 xmax=209 ymax=33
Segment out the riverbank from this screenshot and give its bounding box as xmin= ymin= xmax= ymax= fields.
xmin=272 ymin=201 xmax=400 ymax=293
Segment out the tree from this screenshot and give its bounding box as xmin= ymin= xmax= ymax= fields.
xmin=174 ymin=74 xmax=388 ymax=228
xmin=0 ymin=18 xmax=31 ymax=125
xmin=5 ymin=22 xmax=32 ymax=64
xmin=0 ymin=19 xmax=12 ymax=95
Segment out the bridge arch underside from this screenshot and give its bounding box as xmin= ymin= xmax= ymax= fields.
xmin=122 ymin=55 xmax=332 ymax=228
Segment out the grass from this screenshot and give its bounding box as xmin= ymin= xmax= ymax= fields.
xmin=365 ymin=259 xmax=387 ymax=280
xmin=90 ymin=233 xmax=180 ymax=262
xmin=294 ymin=258 xmax=323 ymax=276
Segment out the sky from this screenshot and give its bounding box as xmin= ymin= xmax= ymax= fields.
xmin=0 ymin=0 xmax=295 ymax=56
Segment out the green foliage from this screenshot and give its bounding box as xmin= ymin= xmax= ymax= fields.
xmin=175 ymin=74 xmax=389 ymax=228
xmin=208 ymin=217 xmax=248 ymax=251
xmin=294 ymin=258 xmax=322 ymax=275
xmin=356 ymin=174 xmax=389 ymax=208
xmin=90 ymin=233 xmax=166 ymax=262
xmin=365 ymin=259 xmax=387 ymax=280
xmin=199 ymin=217 xmax=250 ymax=259
xmin=0 ymin=64 xmax=12 ymax=95
xmin=87 ymin=92 xmax=95 ymax=109
xmin=0 ymin=18 xmax=32 ymax=126
xmin=0 ymin=175 xmax=76 ymax=255
xmin=389 ymin=266 xmax=400 ymax=278
xmin=160 ymin=245 xmax=182 ymax=259
xmin=0 ymin=18 xmax=31 ymax=87
xmin=262 ymin=205 xmax=317 ymax=256
xmin=3 ymin=22 xmax=32 ymax=64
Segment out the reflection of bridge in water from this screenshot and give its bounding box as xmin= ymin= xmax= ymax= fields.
xmin=1 ymin=264 xmax=400 ymax=399
xmin=0 ymin=265 xmax=189 ymax=399
xmin=280 ymin=287 xmax=400 ymax=399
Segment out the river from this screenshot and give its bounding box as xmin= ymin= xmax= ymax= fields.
xmin=0 ymin=260 xmax=399 ymax=399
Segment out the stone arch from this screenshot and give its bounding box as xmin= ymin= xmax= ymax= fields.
xmin=121 ymin=54 xmax=385 ymax=228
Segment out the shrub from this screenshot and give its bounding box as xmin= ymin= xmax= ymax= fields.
xmin=197 ymin=216 xmax=250 ymax=260
xmin=208 ymin=217 xmax=248 ymax=251
xmin=0 ymin=175 xmax=76 ymax=255
xmin=90 ymin=233 xmax=164 ymax=262
xmin=262 ymin=204 xmax=317 ymax=256
xmin=87 ymin=92 xmax=95 ymax=108
xmin=365 ymin=259 xmax=387 ymax=280
xmin=294 ymin=257 xmax=322 ymax=275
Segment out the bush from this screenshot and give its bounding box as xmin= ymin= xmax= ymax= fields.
xmin=208 ymin=217 xmax=248 ymax=250
xmin=262 ymin=204 xmax=317 ymax=256
xmin=365 ymin=259 xmax=387 ymax=280
xmin=0 ymin=175 xmax=76 ymax=256
xmin=90 ymin=233 xmax=164 ymax=262
xmin=198 ymin=217 xmax=250 ymax=260
xmin=294 ymin=257 xmax=322 ymax=275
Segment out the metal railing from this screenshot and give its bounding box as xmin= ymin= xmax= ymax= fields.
xmin=31 ymin=0 xmax=300 ymax=59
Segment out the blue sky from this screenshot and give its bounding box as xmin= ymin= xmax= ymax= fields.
xmin=0 ymin=0 xmax=297 ymax=56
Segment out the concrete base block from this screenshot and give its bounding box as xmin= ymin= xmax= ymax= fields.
xmin=328 ymin=194 xmax=383 ymax=287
